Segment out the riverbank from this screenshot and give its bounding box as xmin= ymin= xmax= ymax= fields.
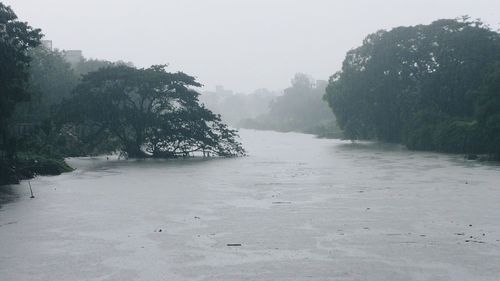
xmin=242 ymin=127 xmax=500 ymax=162
xmin=0 ymin=153 xmax=73 ymax=186
xmin=238 ymin=120 xmax=344 ymax=140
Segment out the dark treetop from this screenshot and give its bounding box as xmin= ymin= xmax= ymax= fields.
xmin=325 ymin=18 xmax=500 ymax=158
xmin=61 ymin=65 xmax=245 ymax=158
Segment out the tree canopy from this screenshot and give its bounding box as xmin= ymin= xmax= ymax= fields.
xmin=62 ymin=65 xmax=245 ymax=158
xmin=240 ymin=73 xmax=340 ymax=137
xmin=325 ymin=18 xmax=500 ymax=157
xmin=0 ymin=3 xmax=42 ymax=184
xmin=0 ymin=2 xmax=41 ymax=138
xmin=13 ymin=47 xmax=79 ymax=123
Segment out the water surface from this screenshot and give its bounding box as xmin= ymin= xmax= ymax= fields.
xmin=1 ymin=130 xmax=499 ymax=280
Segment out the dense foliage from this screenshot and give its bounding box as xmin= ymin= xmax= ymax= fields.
xmin=61 ymin=65 xmax=245 ymax=158
xmin=325 ymin=18 xmax=500 ymax=158
xmin=0 ymin=3 xmax=42 ymax=184
xmin=12 ymin=47 xmax=137 ymax=156
xmin=14 ymin=47 xmax=79 ymax=123
xmin=0 ymin=4 xmax=243 ymax=185
xmin=240 ymin=73 xmax=341 ymax=137
xmin=0 ymin=3 xmax=41 ymax=142
xmin=474 ymin=63 xmax=500 ymax=158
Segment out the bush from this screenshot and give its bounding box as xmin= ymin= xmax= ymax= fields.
xmin=15 ymin=153 xmax=73 ymax=180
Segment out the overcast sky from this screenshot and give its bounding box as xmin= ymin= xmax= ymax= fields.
xmin=5 ymin=0 xmax=500 ymax=93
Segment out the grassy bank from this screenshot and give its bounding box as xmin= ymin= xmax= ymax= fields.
xmin=0 ymin=153 xmax=73 ymax=186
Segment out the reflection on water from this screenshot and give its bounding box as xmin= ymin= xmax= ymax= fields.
xmin=0 ymin=185 xmax=18 ymax=209
xmin=336 ymin=140 xmax=407 ymax=152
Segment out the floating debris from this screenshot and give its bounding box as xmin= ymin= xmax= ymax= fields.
xmin=465 ymin=240 xmax=485 ymax=244
xmin=272 ymin=201 xmax=291 ymax=204
xmin=227 ymin=243 xmax=242 ymax=247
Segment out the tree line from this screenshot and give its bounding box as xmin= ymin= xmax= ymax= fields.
xmin=240 ymin=73 xmax=341 ymax=138
xmin=199 ymin=87 xmax=278 ymax=126
xmin=0 ymin=3 xmax=243 ymax=185
xmin=325 ymin=17 xmax=500 ymax=159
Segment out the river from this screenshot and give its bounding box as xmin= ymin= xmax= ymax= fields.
xmin=0 ymin=129 xmax=499 ymax=281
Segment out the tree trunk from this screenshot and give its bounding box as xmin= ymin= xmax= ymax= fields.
xmin=124 ymin=143 xmax=147 ymax=158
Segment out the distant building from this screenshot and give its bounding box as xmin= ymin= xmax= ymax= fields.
xmin=215 ymin=85 xmax=233 ymax=95
xmin=41 ymin=40 xmax=53 ymax=50
xmin=63 ymin=50 xmax=83 ymax=66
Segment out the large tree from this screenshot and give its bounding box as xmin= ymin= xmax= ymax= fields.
xmin=0 ymin=3 xmax=41 ymax=142
xmin=62 ymin=65 xmax=245 ymax=158
xmin=13 ymin=46 xmax=79 ymax=123
xmin=0 ymin=3 xmax=41 ymax=184
xmin=325 ymin=18 xmax=500 ymax=155
xmin=474 ymin=63 xmax=500 ymax=158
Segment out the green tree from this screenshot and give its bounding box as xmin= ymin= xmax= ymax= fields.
xmin=240 ymin=73 xmax=340 ymax=136
xmin=14 ymin=46 xmax=79 ymax=123
xmin=0 ymin=3 xmax=41 ymax=141
xmin=325 ymin=18 xmax=500 ymax=156
xmin=474 ymin=63 xmax=500 ymax=158
xmin=62 ymin=65 xmax=245 ymax=158
xmin=0 ymin=3 xmax=41 ymax=184
xmin=72 ymin=58 xmax=123 ymax=77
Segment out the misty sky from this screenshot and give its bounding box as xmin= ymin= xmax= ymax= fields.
xmin=5 ymin=0 xmax=500 ymax=93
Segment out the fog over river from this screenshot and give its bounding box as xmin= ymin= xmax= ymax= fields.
xmin=1 ymin=130 xmax=499 ymax=281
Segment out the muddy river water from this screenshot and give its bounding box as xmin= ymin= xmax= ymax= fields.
xmin=1 ymin=129 xmax=499 ymax=280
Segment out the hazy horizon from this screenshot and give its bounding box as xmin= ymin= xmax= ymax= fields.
xmin=5 ymin=0 xmax=500 ymax=93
